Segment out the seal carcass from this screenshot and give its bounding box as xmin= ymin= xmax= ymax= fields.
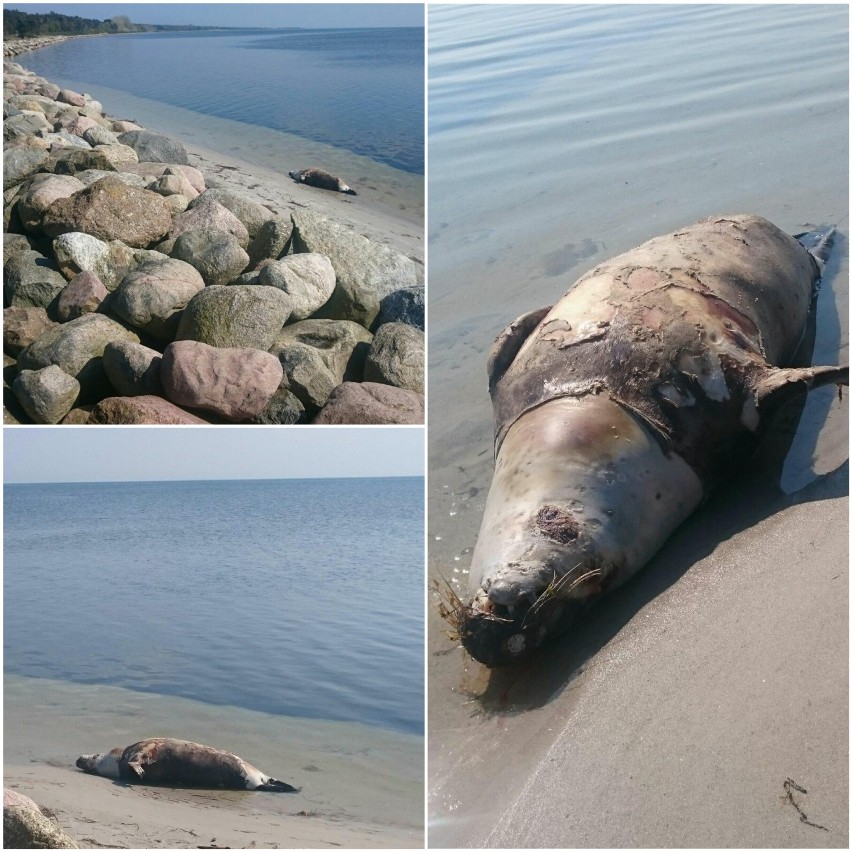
xmin=288 ymin=167 xmax=357 ymax=195
xmin=454 ymin=214 xmax=847 ymax=667
xmin=76 ymin=738 xmax=298 ymax=792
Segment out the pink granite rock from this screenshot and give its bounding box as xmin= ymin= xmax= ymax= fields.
xmin=3 ymin=306 xmax=59 ymax=355
xmin=64 ymin=115 xmax=99 ymax=137
xmin=313 ymin=381 xmax=424 ymax=424
xmin=88 ymin=394 xmax=208 ymax=424
xmin=161 ymin=339 xmax=284 ymax=421
xmin=56 ymin=270 xmax=108 ymax=321
xmin=57 ymin=88 xmax=85 ymax=107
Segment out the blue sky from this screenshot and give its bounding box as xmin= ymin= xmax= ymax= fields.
xmin=6 ymin=3 xmax=423 ymax=28
xmin=4 ymin=427 xmax=424 ymax=482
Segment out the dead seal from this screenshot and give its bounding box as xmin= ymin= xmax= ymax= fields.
xmin=76 ymin=737 xmax=298 ymax=792
xmin=443 ymin=214 xmax=848 ymax=667
xmin=288 ymin=167 xmax=357 ymax=195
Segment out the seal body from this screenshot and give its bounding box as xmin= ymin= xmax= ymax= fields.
xmin=460 ymin=214 xmax=847 ymax=667
xmin=288 ymin=167 xmax=357 ymax=195
xmin=76 ymin=738 xmax=298 ymax=792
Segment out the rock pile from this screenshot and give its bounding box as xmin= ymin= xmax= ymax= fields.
xmin=3 ymin=61 xmax=425 ymax=424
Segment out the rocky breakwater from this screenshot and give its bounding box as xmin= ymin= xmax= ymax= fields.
xmin=4 ymin=36 xmax=79 ymax=59
xmin=3 ymin=61 xmax=425 ymax=424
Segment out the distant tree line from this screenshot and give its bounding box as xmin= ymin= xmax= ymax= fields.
xmin=4 ymin=9 xmax=221 ymax=38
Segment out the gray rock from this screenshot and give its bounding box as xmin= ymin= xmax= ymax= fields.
xmin=172 ymin=228 xmax=250 ymax=287
xmin=246 ymin=214 xmax=293 ymax=268
xmin=102 ymin=339 xmax=163 ymax=397
xmin=4 ymin=113 xmax=52 ymax=144
xmin=110 ymin=258 xmax=206 ymax=340
xmin=42 ymin=176 xmax=172 ymax=248
xmin=41 ymin=130 xmax=92 ymax=150
xmin=93 ymin=143 xmax=139 ymax=169
xmin=189 ymin=188 xmax=274 ymax=239
xmin=3 ymin=146 xmax=49 ymax=190
xmin=44 ymin=147 xmax=117 ymax=175
xmin=313 ymin=381 xmax=424 ymax=425
xmin=253 ymin=388 xmax=308 ymax=424
xmin=88 ymin=394 xmax=208 ymax=424
xmin=291 ymin=210 xmax=419 ymax=329
xmin=3 ymin=232 xmax=39 ymax=263
xmin=17 ymin=313 xmax=140 ymax=401
xmin=120 ymin=162 xmax=205 ymax=194
xmin=13 ymin=364 xmax=80 ymax=423
xmin=161 ymin=339 xmax=284 ymax=421
xmin=3 ymin=250 xmax=66 ymax=309
xmin=4 ymin=788 xmax=79 ymax=849
xmin=147 ymin=173 xmax=198 ymax=199
xmin=3 ymin=305 xmax=59 ymax=355
xmin=272 ymin=319 xmax=372 ymax=383
xmin=258 ymin=253 xmax=335 ymax=321
xmin=56 ymin=269 xmax=108 ymax=321
xmin=275 ymin=343 xmax=338 ymax=410
xmin=363 ymin=322 xmax=425 ymax=393
xmin=117 ymin=129 xmax=189 ymax=164
xmin=82 ymin=125 xmax=118 ymax=146
xmin=74 ymin=169 xmax=147 ymax=188
xmin=176 ymin=285 xmax=291 ymax=350
xmin=378 ymin=286 xmax=425 ymax=330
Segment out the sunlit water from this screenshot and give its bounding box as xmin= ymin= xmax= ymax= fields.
xmin=18 ymin=27 xmax=424 ymax=174
xmin=5 ymin=476 xmax=424 ymax=735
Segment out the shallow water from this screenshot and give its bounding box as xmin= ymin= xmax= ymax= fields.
xmin=5 ymin=477 xmax=424 ymax=735
xmin=18 ymin=27 xmax=424 ymax=174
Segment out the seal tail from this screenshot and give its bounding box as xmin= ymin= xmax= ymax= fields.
xmin=258 ymin=778 xmax=299 ymax=793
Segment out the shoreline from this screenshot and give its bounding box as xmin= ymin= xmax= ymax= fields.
xmin=6 ymin=674 xmax=424 ymax=848
xmin=4 ymin=49 xmax=425 ymax=424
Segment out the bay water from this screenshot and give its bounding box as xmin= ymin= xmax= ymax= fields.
xmin=5 ymin=476 xmax=424 ymax=735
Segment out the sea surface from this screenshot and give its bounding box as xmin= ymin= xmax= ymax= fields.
xmin=18 ymin=26 xmax=424 ymax=174
xmin=4 ymin=476 xmax=424 ymax=735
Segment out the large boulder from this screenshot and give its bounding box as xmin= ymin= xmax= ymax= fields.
xmin=88 ymin=394 xmax=207 ymax=424
xmin=165 ymin=196 xmax=249 ymax=249
xmin=17 ymin=313 xmax=140 ymax=401
xmin=3 ymin=145 xmax=49 ymax=190
xmin=57 ymin=87 xmax=86 ymax=106
xmin=55 ymin=270 xmax=108 ymax=321
xmin=117 ymin=129 xmax=189 ymax=164
xmin=246 ymin=214 xmax=293 ymax=269
xmin=253 ymin=388 xmax=307 ymax=425
xmin=93 ymin=143 xmax=139 ymax=170
xmin=313 ymin=381 xmax=424 ymax=424
xmin=120 ymin=162 xmax=205 ymax=194
xmin=276 ymin=344 xmax=338 ymax=411
xmin=110 ymin=258 xmax=205 ymax=340
xmin=172 ymin=229 xmax=249 ymax=287
xmin=16 ymin=172 xmax=85 ymax=232
xmin=102 ymin=340 xmax=163 ymax=396
xmin=4 ymin=788 xmax=79 ymax=849
xmin=378 ymin=285 xmax=425 ymax=330
xmin=272 ymin=319 xmax=372 ymax=384
xmin=257 ymin=253 xmax=335 ymax=321
xmin=44 ymin=147 xmax=117 ymax=175
xmin=161 ymin=340 xmax=284 ymax=421
xmin=290 ymin=210 xmax=419 ymax=329
xmin=176 ymin=285 xmax=291 ymax=350
xmin=363 ymin=322 xmax=425 ymax=393
xmin=189 ymin=188 xmax=274 ymax=239
xmin=3 ymin=250 xmax=66 ymax=309
xmin=42 ymin=176 xmax=172 ymax=247
xmin=13 ymin=364 xmax=80 ymax=423
xmin=4 ymin=306 xmax=59 ymax=356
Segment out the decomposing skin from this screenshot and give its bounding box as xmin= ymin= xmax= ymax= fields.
xmin=452 ymin=214 xmax=848 ymax=667
xmin=76 ymin=738 xmax=298 ymax=792
xmin=288 ymin=167 xmax=357 ymax=195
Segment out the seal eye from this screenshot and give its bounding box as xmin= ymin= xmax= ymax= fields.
xmin=536 ymin=504 xmax=580 ymax=544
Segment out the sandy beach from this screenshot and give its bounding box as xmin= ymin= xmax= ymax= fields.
xmin=6 ymin=676 xmax=424 ymax=848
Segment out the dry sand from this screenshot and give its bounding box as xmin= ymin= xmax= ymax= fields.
xmin=6 ymin=677 xmax=423 ymax=849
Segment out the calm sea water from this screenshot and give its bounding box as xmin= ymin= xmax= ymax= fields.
xmin=4 ymin=476 xmax=423 ymax=735
xmin=18 ymin=27 xmax=424 ymax=173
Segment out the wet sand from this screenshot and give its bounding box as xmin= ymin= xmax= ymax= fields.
xmin=6 ymin=676 xmax=423 ymax=849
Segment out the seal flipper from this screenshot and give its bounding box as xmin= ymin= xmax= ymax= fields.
xmin=487 ymin=307 xmax=551 ymax=394
xmin=753 ymin=364 xmax=849 ymax=416
xmin=794 ymin=225 xmax=835 ymax=274
xmin=257 ymin=778 xmax=299 ymax=793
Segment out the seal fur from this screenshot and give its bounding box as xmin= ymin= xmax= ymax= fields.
xmin=456 ymin=214 xmax=847 ymax=667
xmin=76 ymin=738 xmax=298 ymax=792
xmin=288 ymin=167 xmax=357 ymax=195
